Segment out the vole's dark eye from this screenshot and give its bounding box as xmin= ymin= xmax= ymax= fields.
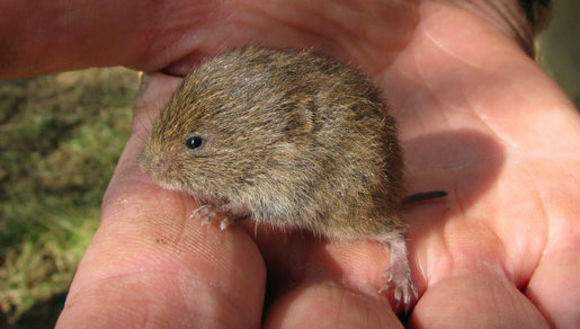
xmin=185 ymin=135 xmax=204 ymax=150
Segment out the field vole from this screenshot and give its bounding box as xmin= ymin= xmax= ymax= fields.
xmin=139 ymin=47 xmax=445 ymax=312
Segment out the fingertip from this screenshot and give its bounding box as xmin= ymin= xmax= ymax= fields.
xmin=62 ymin=179 xmax=266 ymax=328
xmin=264 ymin=283 xmax=403 ymax=329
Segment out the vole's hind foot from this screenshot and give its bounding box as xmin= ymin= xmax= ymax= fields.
xmin=379 ymin=265 xmax=418 ymax=314
xmin=378 ymin=237 xmax=418 ymax=314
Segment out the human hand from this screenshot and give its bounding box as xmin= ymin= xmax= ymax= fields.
xmin=2 ymin=0 xmax=577 ymax=328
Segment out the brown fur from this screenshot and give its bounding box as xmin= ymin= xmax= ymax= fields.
xmin=140 ymin=47 xmax=406 ymax=241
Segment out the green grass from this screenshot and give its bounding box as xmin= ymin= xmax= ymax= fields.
xmin=536 ymin=0 xmax=580 ymax=109
xmin=0 ymin=68 xmax=139 ymax=326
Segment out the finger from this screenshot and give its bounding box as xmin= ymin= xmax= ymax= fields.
xmin=264 ymin=284 xmax=403 ymax=329
xmin=0 ymin=0 xmax=418 ymax=80
xmin=526 ymin=244 xmax=580 ymax=328
xmin=254 ymin=236 xmax=407 ymax=328
xmin=409 ymin=268 xmax=550 ymax=329
xmin=56 ymin=73 xmax=266 ymax=329
xmin=0 ymin=0 xmax=156 ymax=78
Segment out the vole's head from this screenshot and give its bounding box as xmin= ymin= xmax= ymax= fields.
xmin=139 ymin=48 xmax=315 ymax=198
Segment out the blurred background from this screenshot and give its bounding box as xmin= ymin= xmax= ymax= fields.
xmin=0 ymin=69 xmax=138 ymax=328
xmin=0 ymin=1 xmax=578 ymax=327
xmin=536 ymin=0 xmax=579 ymax=107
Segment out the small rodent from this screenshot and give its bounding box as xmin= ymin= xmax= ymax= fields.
xmin=140 ymin=47 xmax=445 ymax=312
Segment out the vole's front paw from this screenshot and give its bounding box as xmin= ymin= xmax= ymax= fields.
xmin=190 ymin=205 xmax=232 ymax=230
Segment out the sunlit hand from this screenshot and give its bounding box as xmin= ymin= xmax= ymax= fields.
xmin=2 ymin=1 xmax=577 ymax=328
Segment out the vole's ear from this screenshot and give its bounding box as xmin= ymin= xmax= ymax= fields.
xmin=284 ymin=97 xmax=315 ymax=137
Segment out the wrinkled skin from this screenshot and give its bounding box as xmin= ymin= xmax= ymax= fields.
xmin=1 ymin=0 xmax=578 ymax=328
